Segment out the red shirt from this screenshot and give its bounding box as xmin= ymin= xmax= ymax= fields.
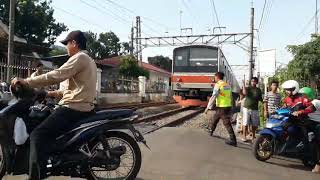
xmin=283 ymin=95 xmax=313 ymax=114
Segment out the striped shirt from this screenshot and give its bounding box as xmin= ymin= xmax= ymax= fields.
xmin=263 ymin=91 xmax=281 ymax=114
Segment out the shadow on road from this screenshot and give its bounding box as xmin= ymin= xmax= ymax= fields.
xmin=266 ymin=161 xmax=311 ymax=172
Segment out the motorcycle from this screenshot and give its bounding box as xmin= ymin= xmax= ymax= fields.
xmin=0 ymin=83 xmax=148 ymax=179
xmin=252 ymin=104 xmax=319 ymax=167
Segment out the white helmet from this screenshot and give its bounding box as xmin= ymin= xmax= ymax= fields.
xmin=281 ymin=80 xmax=299 ymax=95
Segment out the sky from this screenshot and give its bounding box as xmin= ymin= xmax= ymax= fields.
xmin=51 ymin=0 xmax=318 ymax=82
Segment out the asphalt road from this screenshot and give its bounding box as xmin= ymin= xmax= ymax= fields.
xmin=5 ymin=127 xmax=320 ymax=180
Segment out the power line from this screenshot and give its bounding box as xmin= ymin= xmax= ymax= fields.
xmin=105 ymin=0 xmax=171 ymax=30
xmin=80 ymin=0 xmax=130 ymax=25
xmin=52 ymin=5 xmax=106 ymax=31
xmin=210 ymin=0 xmax=222 ymax=32
xmin=260 ymin=0 xmax=273 ymax=34
xmin=294 ymin=13 xmax=317 ymax=43
xmin=258 ymin=0 xmax=267 ymax=30
xmin=181 ymin=0 xmax=200 ymax=29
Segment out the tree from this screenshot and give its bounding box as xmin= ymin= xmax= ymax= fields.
xmin=120 ymin=42 xmax=131 ymax=55
xmin=148 ymin=55 xmax=172 ymax=72
xmin=0 ymin=0 xmax=68 ymax=46
xmin=274 ymin=35 xmax=320 ymax=93
xmin=84 ymin=31 xmax=106 ymax=60
xmin=49 ymin=45 xmax=67 ymax=56
xmin=84 ymin=31 xmax=124 ymax=60
xmin=99 ymin=31 xmax=121 ymax=56
xmin=119 ymin=55 xmax=149 ymax=78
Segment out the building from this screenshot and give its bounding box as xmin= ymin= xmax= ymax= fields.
xmin=96 ymin=56 xmax=171 ymax=93
xmin=0 ymin=20 xmax=49 ymax=81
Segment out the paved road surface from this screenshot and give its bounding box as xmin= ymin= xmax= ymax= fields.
xmin=5 ymin=127 xmax=320 ymax=180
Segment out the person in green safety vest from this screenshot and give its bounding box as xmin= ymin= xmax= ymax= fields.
xmin=205 ymin=72 xmax=237 ymax=147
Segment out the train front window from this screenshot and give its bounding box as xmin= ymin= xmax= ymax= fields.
xmin=174 ymin=49 xmax=188 ymax=66
xmin=190 ymin=48 xmax=218 ymax=66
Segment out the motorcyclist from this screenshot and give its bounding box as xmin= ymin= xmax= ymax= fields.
xmin=281 ymin=81 xmax=316 ymax=162
xmin=297 ymin=88 xmax=320 ymax=173
xmin=11 ymin=30 xmax=97 ymax=180
xmin=282 ymin=80 xmax=313 ymax=115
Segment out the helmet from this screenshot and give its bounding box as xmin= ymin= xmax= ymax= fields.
xmin=299 ymin=87 xmax=315 ymax=100
xmin=281 ymin=80 xmax=299 ymax=95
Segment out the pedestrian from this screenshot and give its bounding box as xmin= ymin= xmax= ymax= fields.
xmin=235 ymin=91 xmax=245 ymax=135
xmin=30 ymin=62 xmax=44 ymax=77
xmin=205 ymin=72 xmax=237 ymax=147
xmin=263 ymin=80 xmax=281 ymax=118
xmin=242 ymin=77 xmax=263 ymax=142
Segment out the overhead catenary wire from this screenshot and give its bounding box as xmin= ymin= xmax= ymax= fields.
xmin=80 ymin=0 xmax=131 ymax=25
xmin=52 ymin=5 xmax=106 ymax=31
xmin=105 ymin=0 xmax=172 ymax=30
xmin=258 ymin=0 xmax=267 ymax=31
xmin=259 ymin=0 xmax=273 ymax=34
xmin=209 ymin=0 xmax=222 ymax=33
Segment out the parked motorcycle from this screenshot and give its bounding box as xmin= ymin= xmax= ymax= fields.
xmin=253 ymin=104 xmax=319 ymax=167
xmin=0 ymin=83 xmax=148 ymax=179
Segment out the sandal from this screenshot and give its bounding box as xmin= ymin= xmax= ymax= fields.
xmin=312 ymin=165 xmax=320 ymax=174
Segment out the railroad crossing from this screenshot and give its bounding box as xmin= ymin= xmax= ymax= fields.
xmin=5 ymin=104 xmax=320 ymax=179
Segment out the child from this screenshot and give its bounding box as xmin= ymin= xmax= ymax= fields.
xmin=235 ymin=92 xmax=245 ymax=135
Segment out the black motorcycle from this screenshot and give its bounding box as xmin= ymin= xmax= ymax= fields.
xmin=0 ymin=83 xmax=148 ymax=179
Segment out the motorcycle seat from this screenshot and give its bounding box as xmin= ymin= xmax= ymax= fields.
xmin=77 ymin=109 xmax=135 ymax=125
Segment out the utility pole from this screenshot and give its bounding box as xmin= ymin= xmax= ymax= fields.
xmin=7 ymin=0 xmax=16 ymax=83
xmin=138 ymin=17 xmax=142 ymax=62
xmin=249 ymin=7 xmax=254 ymax=81
xmin=316 ymin=0 xmax=319 ymax=34
xmin=130 ymin=25 xmax=134 ymax=56
xmin=135 ymin=16 xmax=142 ymax=64
xmin=135 ymin=17 xmax=139 ymax=60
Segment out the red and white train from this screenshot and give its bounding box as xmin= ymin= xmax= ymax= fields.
xmin=171 ymin=45 xmax=240 ymax=107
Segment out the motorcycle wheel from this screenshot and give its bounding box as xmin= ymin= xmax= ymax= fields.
xmin=253 ymin=134 xmax=274 ymax=161
xmin=86 ymin=131 xmax=142 ymax=180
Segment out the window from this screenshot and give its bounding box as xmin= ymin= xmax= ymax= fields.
xmin=174 ymin=49 xmax=188 ymax=66
xmin=189 ymin=48 xmax=218 ymax=67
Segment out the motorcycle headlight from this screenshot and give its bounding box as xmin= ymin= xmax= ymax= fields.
xmin=266 ymin=121 xmax=282 ymax=128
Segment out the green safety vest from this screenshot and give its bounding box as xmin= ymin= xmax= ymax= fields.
xmin=216 ymin=81 xmax=232 ymax=107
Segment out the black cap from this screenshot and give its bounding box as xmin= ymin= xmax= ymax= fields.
xmin=60 ymin=30 xmax=87 ymax=46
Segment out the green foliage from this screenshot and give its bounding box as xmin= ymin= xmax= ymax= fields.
xmin=119 ymin=55 xmax=149 ymax=78
xmin=48 ymin=45 xmax=66 ymax=56
xmin=273 ymin=35 xmax=320 ymax=95
xmin=147 ymin=55 xmax=172 ymax=72
xmin=120 ymin=42 xmax=131 ymax=55
xmin=84 ymin=31 xmax=125 ymax=60
xmin=0 ymin=0 xmax=67 ymax=46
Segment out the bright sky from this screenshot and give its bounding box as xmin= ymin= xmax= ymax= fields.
xmin=52 ymin=0 xmax=317 ymax=81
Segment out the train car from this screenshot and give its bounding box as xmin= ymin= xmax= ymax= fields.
xmin=171 ymin=45 xmax=240 ymax=107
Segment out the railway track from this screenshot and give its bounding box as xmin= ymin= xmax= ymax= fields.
xmin=95 ymin=101 xmax=173 ymax=110
xmin=134 ymin=107 xmax=204 ymax=135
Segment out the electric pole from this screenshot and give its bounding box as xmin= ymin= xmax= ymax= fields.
xmin=249 ymin=7 xmax=254 ymax=81
xmin=135 ymin=16 xmax=139 ymax=60
xmin=7 ymin=0 xmax=16 ymax=83
xmin=135 ymin=16 xmax=142 ymax=65
xmin=130 ymin=26 xmax=134 ymax=56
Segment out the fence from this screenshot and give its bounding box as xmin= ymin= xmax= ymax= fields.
xmin=146 ymin=80 xmax=166 ymax=93
xmin=101 ymin=76 xmax=139 ymax=93
xmin=0 ymin=56 xmax=45 ymax=82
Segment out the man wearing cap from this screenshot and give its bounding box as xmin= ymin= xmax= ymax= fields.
xmin=12 ymin=30 xmax=97 ymax=179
